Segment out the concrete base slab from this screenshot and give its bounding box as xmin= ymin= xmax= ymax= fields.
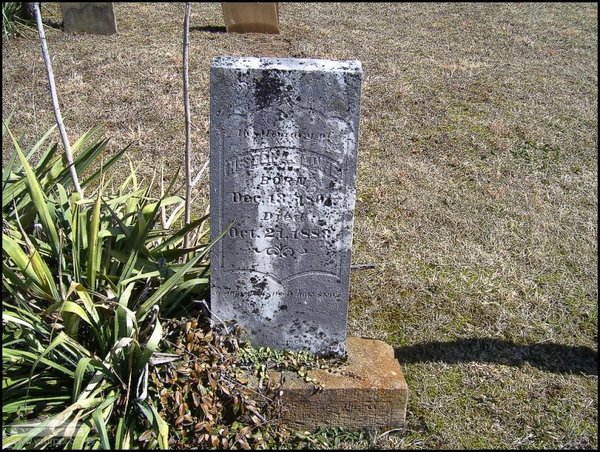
xmin=276 ymin=336 xmax=408 ymax=431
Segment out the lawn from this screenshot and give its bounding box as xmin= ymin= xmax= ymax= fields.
xmin=2 ymin=2 xmax=597 ymax=449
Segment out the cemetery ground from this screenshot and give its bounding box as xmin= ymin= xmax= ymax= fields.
xmin=2 ymin=2 xmax=597 ymax=450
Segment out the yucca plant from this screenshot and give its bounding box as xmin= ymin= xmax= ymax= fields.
xmin=2 ymin=2 xmax=35 ymax=38
xmin=2 ymin=122 xmax=219 ymax=449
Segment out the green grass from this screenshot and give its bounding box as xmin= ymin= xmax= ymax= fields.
xmin=2 ymin=2 xmax=597 ymax=449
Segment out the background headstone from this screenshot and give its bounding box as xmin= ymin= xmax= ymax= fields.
xmin=221 ymin=3 xmax=280 ymax=34
xmin=60 ymin=3 xmax=117 ymax=35
xmin=210 ymin=56 xmax=362 ymax=356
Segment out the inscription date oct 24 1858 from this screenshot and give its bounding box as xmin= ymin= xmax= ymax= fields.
xmin=228 ymin=225 xmax=331 ymax=241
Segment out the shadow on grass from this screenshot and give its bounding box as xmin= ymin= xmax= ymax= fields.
xmin=394 ymin=338 xmax=598 ymax=376
xmin=43 ymin=19 xmax=63 ymax=31
xmin=191 ymin=25 xmax=226 ymax=33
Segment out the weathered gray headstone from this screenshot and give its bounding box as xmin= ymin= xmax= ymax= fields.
xmin=60 ymin=3 xmax=117 ymax=35
xmin=210 ymin=56 xmax=362 ymax=356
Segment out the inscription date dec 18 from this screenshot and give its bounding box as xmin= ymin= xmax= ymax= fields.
xmin=231 ymin=191 xmax=333 ymax=207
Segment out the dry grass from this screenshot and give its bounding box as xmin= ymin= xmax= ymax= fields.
xmin=2 ymin=2 xmax=597 ymax=449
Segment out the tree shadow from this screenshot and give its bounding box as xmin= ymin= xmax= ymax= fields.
xmin=191 ymin=25 xmax=226 ymax=33
xmin=394 ymin=338 xmax=597 ymax=376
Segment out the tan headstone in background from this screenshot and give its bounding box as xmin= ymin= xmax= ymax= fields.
xmin=222 ymin=3 xmax=280 ymax=34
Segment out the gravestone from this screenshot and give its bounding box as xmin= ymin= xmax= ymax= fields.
xmin=222 ymin=3 xmax=280 ymax=34
xmin=60 ymin=3 xmax=117 ymax=35
xmin=210 ymin=56 xmax=362 ymax=356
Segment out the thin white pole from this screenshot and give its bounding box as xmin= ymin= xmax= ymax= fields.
xmin=33 ymin=3 xmax=83 ymax=197
xmin=183 ymin=2 xmax=192 ymax=250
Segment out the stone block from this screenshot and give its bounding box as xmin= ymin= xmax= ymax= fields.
xmin=276 ymin=336 xmax=408 ymax=430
